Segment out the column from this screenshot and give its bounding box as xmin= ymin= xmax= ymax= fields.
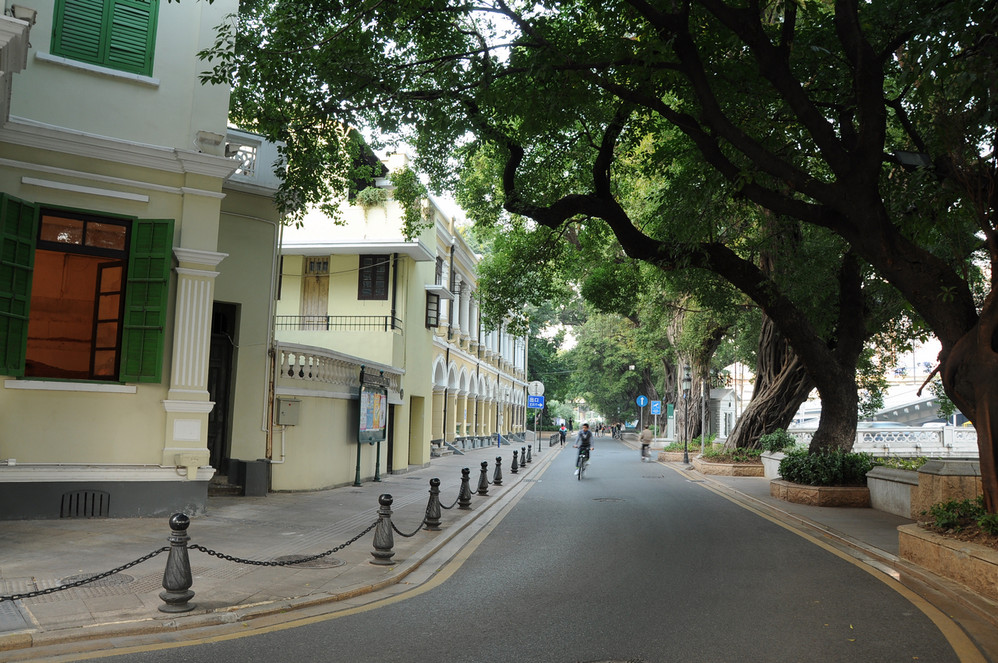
xmin=431 ymin=389 xmax=445 ymax=442
xmin=162 ymin=248 xmax=226 ymax=474
xmin=445 ymin=391 xmax=457 ymax=442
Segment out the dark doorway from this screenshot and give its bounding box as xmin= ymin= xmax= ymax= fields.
xmin=207 ymin=303 xmax=237 ymax=475
xmin=387 ymin=404 xmax=396 ymax=472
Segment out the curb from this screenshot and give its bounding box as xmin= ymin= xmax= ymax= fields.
xmin=0 ymin=446 xmax=562 ymax=657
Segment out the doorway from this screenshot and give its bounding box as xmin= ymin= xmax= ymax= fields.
xmin=207 ymin=303 xmax=237 ymax=475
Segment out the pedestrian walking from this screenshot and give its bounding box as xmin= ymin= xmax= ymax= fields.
xmin=559 ymin=424 xmax=567 ymax=446
xmin=639 ymin=425 xmax=653 ymax=462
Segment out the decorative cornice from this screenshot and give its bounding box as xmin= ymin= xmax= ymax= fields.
xmin=21 ymin=176 xmax=150 ymax=202
xmin=281 ymin=240 xmax=435 ymax=262
xmin=162 ymin=400 xmax=216 ymax=414
xmin=173 ymin=248 xmax=228 ymax=268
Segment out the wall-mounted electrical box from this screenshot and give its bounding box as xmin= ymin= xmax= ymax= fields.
xmin=276 ymin=397 xmax=301 ymax=426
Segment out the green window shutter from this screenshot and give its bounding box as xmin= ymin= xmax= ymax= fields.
xmin=0 ymin=195 xmax=38 ymax=378
xmin=106 ymin=0 xmax=158 ymax=75
xmin=120 ymin=218 xmax=173 ymax=383
xmin=51 ymin=0 xmax=105 ymax=64
xmin=51 ymin=0 xmax=158 ymax=76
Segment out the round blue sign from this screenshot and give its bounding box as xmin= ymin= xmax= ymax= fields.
xmin=636 ymin=395 xmax=649 ymax=407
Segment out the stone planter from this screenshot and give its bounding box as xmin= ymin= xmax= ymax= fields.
xmin=761 ymin=451 xmax=785 ymax=480
xmin=692 ymin=456 xmax=764 ymax=477
xmin=898 ymin=524 xmax=998 ymax=603
xmin=770 ymin=479 xmax=870 ymax=507
xmin=866 ymin=467 xmax=919 ymax=518
xmin=658 ymin=451 xmax=688 ymax=462
xmin=910 ymin=460 xmax=982 ymax=517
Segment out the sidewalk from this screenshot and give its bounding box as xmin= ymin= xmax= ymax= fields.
xmin=2 ymin=435 xmax=997 ymax=661
xmin=0 ymin=439 xmax=562 ymax=659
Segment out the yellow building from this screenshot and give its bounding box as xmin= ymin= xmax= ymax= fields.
xmin=273 ymin=153 xmax=527 ymax=489
xmin=0 ymin=0 xmax=281 ymax=517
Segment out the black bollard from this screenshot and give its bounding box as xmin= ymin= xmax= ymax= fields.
xmin=527 ymin=444 xmax=532 ymax=463
xmin=159 ymin=513 xmax=195 ymax=613
xmin=458 ymin=467 xmax=473 ymax=509
xmin=521 ymin=446 xmax=527 ymax=465
xmin=371 ymin=494 xmax=396 ymax=565
xmin=511 ymin=450 xmax=519 ymax=474
xmin=424 ymin=478 xmax=442 ymax=531
xmin=493 ymin=456 xmax=503 ymax=486
xmin=477 ymin=461 xmax=490 ymax=496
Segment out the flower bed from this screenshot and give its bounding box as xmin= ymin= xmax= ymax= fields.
xmin=898 ymin=524 xmax=998 ymax=603
xmin=770 ymin=479 xmax=871 ymax=507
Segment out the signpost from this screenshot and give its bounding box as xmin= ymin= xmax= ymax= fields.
xmin=636 ymin=395 xmax=649 ymax=430
xmin=650 ymin=400 xmax=662 ymax=437
xmin=527 ymin=381 xmax=545 ymax=449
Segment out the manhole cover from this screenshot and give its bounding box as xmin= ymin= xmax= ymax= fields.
xmin=272 ymin=554 xmax=345 ymax=569
xmin=592 ymin=497 xmax=625 ymax=503
xmin=59 ymin=573 xmax=134 ymax=587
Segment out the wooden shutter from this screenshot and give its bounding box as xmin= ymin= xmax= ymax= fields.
xmin=0 ymin=195 xmax=38 ymax=377
xmin=51 ymin=0 xmax=158 ymax=75
xmin=119 ymin=218 xmax=172 ymax=382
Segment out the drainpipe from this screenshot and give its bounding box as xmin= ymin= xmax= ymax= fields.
xmin=442 ymin=347 xmax=450 ymax=444
xmin=447 ymin=242 xmax=455 ymax=338
xmin=390 ymin=253 xmax=398 ymax=330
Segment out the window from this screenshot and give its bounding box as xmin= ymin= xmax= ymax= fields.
xmin=425 ymin=293 xmax=440 ymax=328
xmin=50 ymin=0 xmax=160 ymax=76
xmin=358 ymin=254 xmax=389 ymax=301
xmin=0 ymin=195 xmax=173 ymax=382
xmin=434 ymin=257 xmax=444 ymax=286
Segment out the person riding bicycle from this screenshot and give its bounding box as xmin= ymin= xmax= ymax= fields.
xmin=573 ymin=423 xmax=594 ymax=475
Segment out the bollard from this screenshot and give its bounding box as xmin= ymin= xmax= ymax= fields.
xmin=424 ymin=478 xmax=442 ymax=531
xmin=477 ymin=461 xmax=490 ymax=496
xmin=493 ymin=456 xmax=503 ymax=486
xmin=458 ymin=467 xmax=473 ymax=509
xmin=159 ymin=513 xmax=195 ymax=613
xmin=371 ymin=494 xmax=396 ymax=565
xmin=521 ymin=446 xmax=527 ymax=465
xmin=511 ymin=450 xmax=519 ymax=474
xmin=527 ymin=444 xmax=532 ymax=463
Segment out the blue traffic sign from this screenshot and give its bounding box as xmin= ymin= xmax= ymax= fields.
xmin=636 ymin=395 xmax=649 ymax=407
xmin=650 ymin=400 xmax=662 ymax=415
xmin=527 ymin=395 xmax=545 ymax=409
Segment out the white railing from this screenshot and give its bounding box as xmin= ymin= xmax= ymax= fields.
xmin=276 ymin=342 xmax=403 ymax=397
xmin=788 ymin=426 xmax=979 ymax=458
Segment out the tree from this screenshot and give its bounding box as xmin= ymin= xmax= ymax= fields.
xmin=203 ymin=0 xmax=998 ymax=511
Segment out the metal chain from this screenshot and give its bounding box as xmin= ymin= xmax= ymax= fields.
xmin=391 ymin=516 xmax=427 ymax=538
xmin=188 ymin=520 xmax=377 ymax=566
xmin=0 ymin=547 xmax=170 ymax=603
xmin=439 ymin=494 xmax=461 ymax=510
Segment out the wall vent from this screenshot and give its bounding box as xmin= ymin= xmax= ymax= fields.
xmin=60 ymin=490 xmax=110 ymax=518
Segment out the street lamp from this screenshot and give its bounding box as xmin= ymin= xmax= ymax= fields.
xmin=682 ymin=365 xmax=692 ymax=464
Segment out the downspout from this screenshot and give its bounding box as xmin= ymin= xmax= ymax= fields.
xmin=390 ymin=253 xmax=398 ymax=330
xmin=447 ymin=242 xmax=455 ymax=338
xmin=442 ymin=347 xmax=450 ymax=445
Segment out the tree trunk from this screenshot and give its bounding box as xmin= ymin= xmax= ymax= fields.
xmin=807 ymin=373 xmax=859 ymax=453
xmin=724 ymin=315 xmax=814 ymax=450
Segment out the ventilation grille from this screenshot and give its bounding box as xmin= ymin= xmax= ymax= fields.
xmin=60 ymin=490 xmax=110 ymax=518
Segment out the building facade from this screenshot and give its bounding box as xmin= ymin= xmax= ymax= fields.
xmin=0 ymin=0 xmax=281 ymax=518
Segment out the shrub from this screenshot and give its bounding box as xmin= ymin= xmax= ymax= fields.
xmin=873 ymin=456 xmax=928 ymax=471
xmin=663 ymin=440 xmax=702 ymax=452
xmin=703 ymin=446 xmax=762 ymax=462
xmin=759 ymin=429 xmax=796 ymax=453
xmin=924 ymin=496 xmax=987 ymax=531
xmin=778 ymin=449 xmax=875 ymax=486
xmin=355 ymin=186 xmax=388 ymax=208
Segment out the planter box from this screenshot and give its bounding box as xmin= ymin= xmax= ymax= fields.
xmin=910 ymin=460 xmax=983 ymax=517
xmin=770 ymin=479 xmax=870 ymax=507
xmin=692 ymin=456 xmax=764 ymax=477
xmin=761 ymin=451 xmax=785 ymax=480
xmin=866 ymin=466 xmax=919 ymax=518
xmin=898 ymin=524 xmax=998 ymax=603
xmin=658 ymin=451 xmax=689 ymax=462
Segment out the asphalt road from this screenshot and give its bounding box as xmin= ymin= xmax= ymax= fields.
xmin=88 ymin=439 xmax=963 ymax=662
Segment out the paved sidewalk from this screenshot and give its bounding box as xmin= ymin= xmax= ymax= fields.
xmin=0 ymin=438 xmax=562 ymax=658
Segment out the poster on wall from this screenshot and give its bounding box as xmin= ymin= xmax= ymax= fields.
xmin=358 ymin=373 xmax=389 ymax=444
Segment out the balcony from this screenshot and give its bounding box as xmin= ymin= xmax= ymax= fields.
xmin=276 ymin=315 xmax=403 ymax=333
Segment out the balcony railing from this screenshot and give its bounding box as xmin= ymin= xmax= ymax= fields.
xmin=276 ymin=315 xmax=403 ymax=334
xmin=789 ymin=426 xmax=978 ymax=458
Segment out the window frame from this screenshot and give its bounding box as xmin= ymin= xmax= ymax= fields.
xmin=50 ymin=0 xmax=160 ymax=77
xmin=357 ymin=254 xmax=390 ymax=301
xmin=425 ymin=292 xmax=440 ymax=328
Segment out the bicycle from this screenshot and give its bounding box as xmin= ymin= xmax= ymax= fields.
xmin=576 ymin=446 xmax=590 ymax=480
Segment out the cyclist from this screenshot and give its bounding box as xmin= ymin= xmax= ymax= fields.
xmin=573 ymin=423 xmax=594 ymax=475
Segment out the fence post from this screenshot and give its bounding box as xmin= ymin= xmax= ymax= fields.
xmin=371 ymin=494 xmax=396 ymax=565
xmin=477 ymin=461 xmax=490 ymax=496
xmin=458 ymin=467 xmax=473 ymax=509
xmin=424 ymin=478 xmax=442 ymax=531
xmin=511 ymin=450 xmax=519 ymax=474
xmin=493 ymin=456 xmax=503 ymax=486
xmin=159 ymin=513 xmax=195 ymax=613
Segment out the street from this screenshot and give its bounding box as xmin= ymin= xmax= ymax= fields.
xmin=83 ymin=440 xmax=964 ymax=662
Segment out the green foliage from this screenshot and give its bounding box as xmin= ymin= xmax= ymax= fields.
xmin=778 ymin=449 xmax=875 ymax=487
xmin=663 ymin=441 xmax=701 ymax=452
xmin=924 ymin=496 xmax=993 ymax=533
xmin=388 ymin=168 xmax=429 ymax=240
xmin=873 ymin=456 xmax=929 ymax=471
xmin=702 ymin=446 xmax=761 ymax=463
xmin=758 ymin=429 xmax=796 ymax=453
xmin=355 ymin=186 xmax=388 ymax=209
